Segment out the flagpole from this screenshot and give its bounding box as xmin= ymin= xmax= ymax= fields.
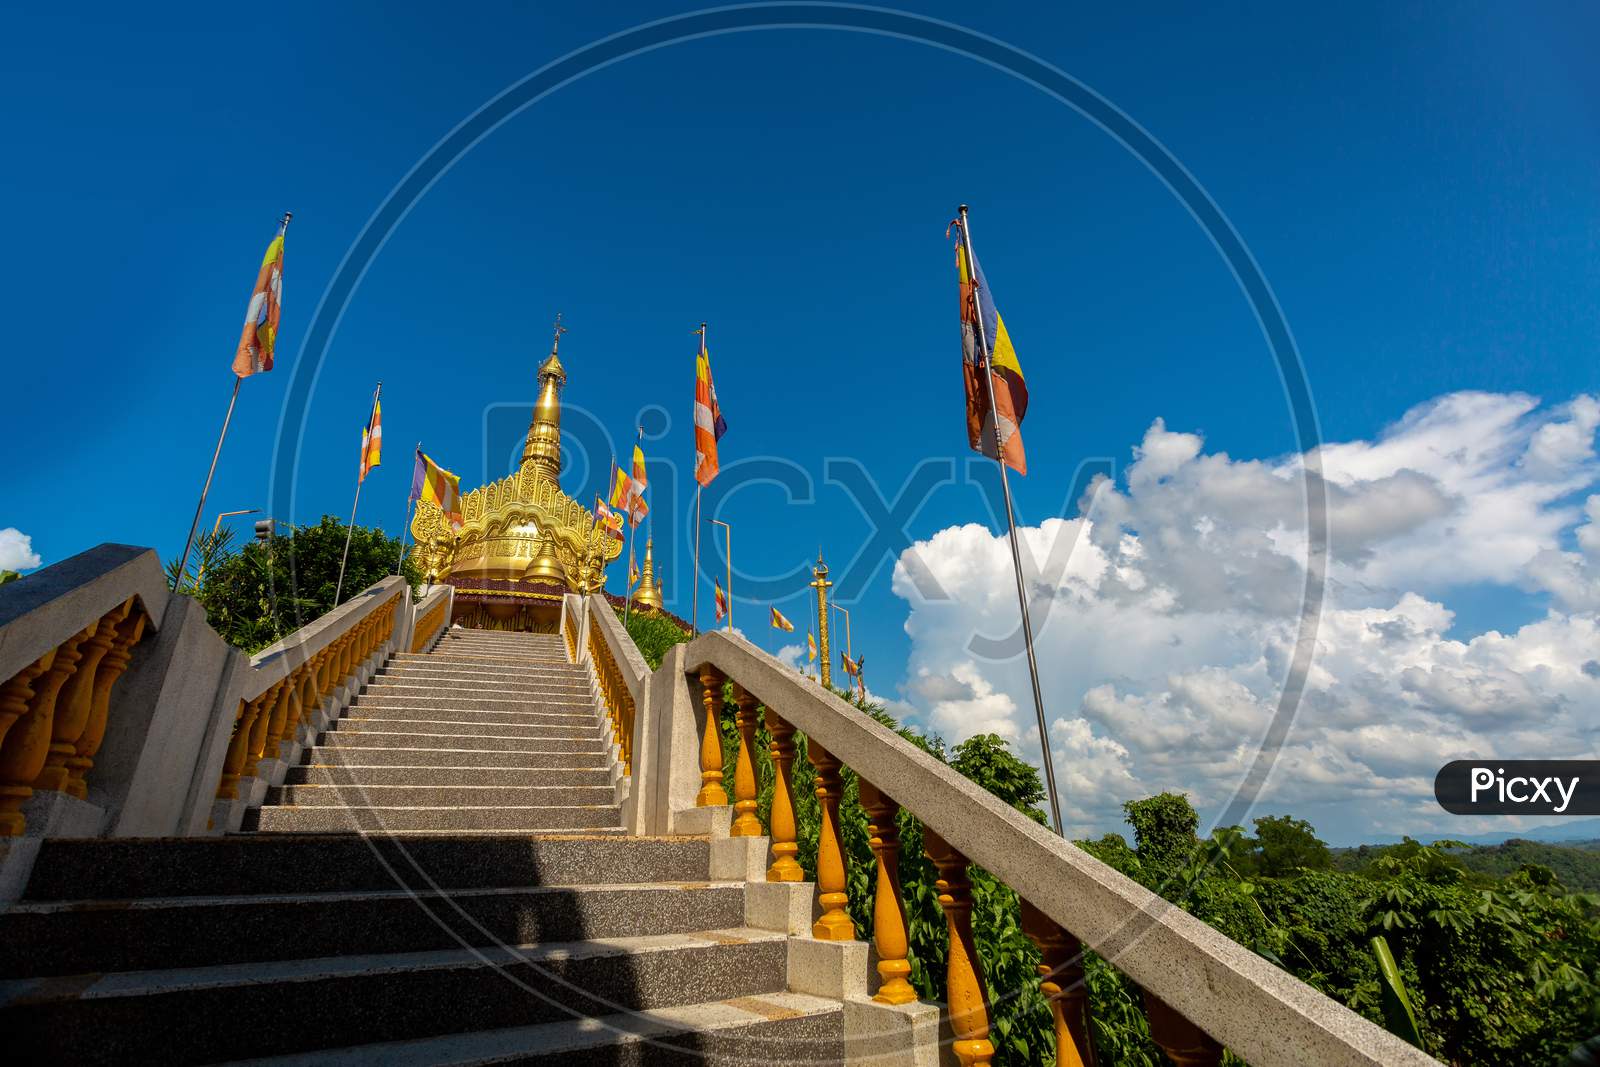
xmin=957 ymin=204 xmax=1065 ymax=836
xmin=710 ymin=519 xmax=732 ymax=632
xmin=336 ymin=381 xmax=380 ymax=606
xmin=692 ymin=485 xmax=703 ymax=636
xmin=173 ymin=376 xmax=242 ymax=590
xmin=395 ymin=440 xmax=420 ymax=575
xmin=623 ymin=517 xmax=637 ymax=625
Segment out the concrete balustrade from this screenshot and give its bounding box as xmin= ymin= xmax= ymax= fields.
xmin=0 ymin=545 xmax=440 ymax=894
xmin=655 ymin=628 xmax=1437 ymax=1067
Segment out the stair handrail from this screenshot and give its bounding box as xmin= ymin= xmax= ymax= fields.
xmin=211 ymin=575 xmax=410 ymax=814
xmin=677 ymin=629 xmax=1437 ymax=1067
xmin=581 ymin=594 xmax=648 ymax=781
xmin=0 ymin=545 xmax=169 ymax=836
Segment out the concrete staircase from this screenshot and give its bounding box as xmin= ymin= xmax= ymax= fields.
xmin=1 ymin=629 xmax=846 ymax=1065
xmin=248 ymin=630 xmax=623 ymax=835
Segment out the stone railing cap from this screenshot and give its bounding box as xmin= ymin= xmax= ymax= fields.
xmin=0 ymin=544 xmax=169 ymax=682
xmin=245 ymin=575 xmax=407 ymax=696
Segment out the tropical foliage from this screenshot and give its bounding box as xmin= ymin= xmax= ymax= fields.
xmin=168 ymin=516 xmax=421 ymax=653
xmin=616 ymin=609 xmax=1599 ymax=1064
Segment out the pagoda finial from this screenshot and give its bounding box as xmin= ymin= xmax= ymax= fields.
xmin=524 ymin=312 xmax=567 ymax=478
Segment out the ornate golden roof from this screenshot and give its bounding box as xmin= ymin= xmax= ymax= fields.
xmin=410 ymin=315 xmax=622 ymax=597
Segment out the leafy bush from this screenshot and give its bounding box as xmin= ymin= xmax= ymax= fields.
xmin=171 ymin=516 xmax=420 ymax=653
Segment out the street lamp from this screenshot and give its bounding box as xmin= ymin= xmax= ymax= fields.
xmin=198 ymin=508 xmax=259 ymax=582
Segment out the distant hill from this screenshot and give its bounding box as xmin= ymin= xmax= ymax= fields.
xmin=1359 ymin=817 xmax=1600 ymax=847
xmin=1450 ymin=838 xmax=1600 ymax=891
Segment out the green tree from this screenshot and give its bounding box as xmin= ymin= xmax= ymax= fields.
xmin=1253 ymin=814 xmax=1333 ymax=878
xmin=186 ymin=516 xmax=419 ymax=653
xmin=0 ymin=570 xmax=19 ymax=586
xmin=1122 ymin=792 xmax=1200 ymax=874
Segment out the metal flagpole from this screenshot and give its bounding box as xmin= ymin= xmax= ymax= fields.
xmin=956 ymin=204 xmax=1065 ymax=836
xmin=623 ymin=432 xmax=642 ymax=626
xmin=174 ymin=376 xmax=242 ymax=591
xmin=692 ymin=486 xmax=702 ymax=636
xmin=691 ymin=323 xmax=709 ymax=638
xmin=335 ymin=381 xmax=381 ymax=606
xmin=710 ymin=519 xmax=732 ymax=632
xmin=395 ymin=440 xmax=419 ymax=574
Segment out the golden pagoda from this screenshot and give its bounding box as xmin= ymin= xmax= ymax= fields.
xmin=632 ymin=537 xmax=664 ymax=613
xmin=409 ymin=317 xmax=623 ymax=631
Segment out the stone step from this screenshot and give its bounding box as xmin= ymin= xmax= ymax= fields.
xmin=434 ymin=640 xmax=568 ymax=654
xmin=231 ymin=993 xmax=846 ymax=1066
xmin=352 ymin=693 xmax=595 ymax=713
xmin=316 ymin=730 xmax=606 ymax=755
xmin=413 ymin=653 xmax=575 ymax=669
xmin=285 ymin=765 xmax=612 ymax=788
xmin=366 ymin=675 xmax=594 ymax=697
xmin=436 ymin=632 xmax=565 ymax=644
xmin=249 ymin=801 xmax=622 ymax=833
xmin=2 ymin=929 xmax=788 ymax=1066
xmin=0 ymin=882 xmax=746 ymax=979
xmin=387 ymin=656 xmax=588 ymax=677
xmin=264 ymin=783 xmax=617 ymax=807
xmin=334 ymin=706 xmax=600 ymax=729
xmin=303 ymin=746 xmax=610 ymax=770
xmin=21 ymin=836 xmax=713 ymax=900
xmin=333 ymin=718 xmax=602 ymax=742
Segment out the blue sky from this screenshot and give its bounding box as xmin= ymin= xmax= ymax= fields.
xmin=5 ymin=3 xmax=1597 ymax=841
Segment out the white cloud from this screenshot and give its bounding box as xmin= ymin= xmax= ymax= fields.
xmin=0 ymin=528 xmax=41 ymax=572
xmin=890 ymin=392 xmax=1600 ymax=844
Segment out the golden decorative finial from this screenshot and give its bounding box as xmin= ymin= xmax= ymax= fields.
xmin=811 ymin=555 xmax=833 ymax=688
xmin=524 ymin=313 xmax=567 ymax=478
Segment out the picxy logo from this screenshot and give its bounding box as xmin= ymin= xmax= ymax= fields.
xmin=1435 ymin=760 xmax=1599 ymax=816
xmin=1469 ymin=767 xmax=1578 ymax=812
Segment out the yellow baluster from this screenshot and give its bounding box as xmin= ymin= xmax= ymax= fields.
xmin=729 ymin=684 xmax=762 ymax=836
xmin=924 ymin=828 xmax=993 ymax=1067
xmin=859 ymin=778 xmax=915 ymax=1004
xmin=216 ymin=699 xmax=253 ymax=800
xmin=1021 ymin=901 xmax=1097 ymax=1067
xmin=0 ymin=627 xmax=93 ymax=834
xmin=695 ymin=664 xmax=728 ymax=807
xmin=764 ymin=709 xmax=803 ymax=881
xmin=37 ymin=602 xmax=131 ymax=793
xmin=1144 ymin=992 xmax=1222 ymax=1067
xmin=0 ymin=651 xmax=57 ymax=835
xmin=242 ymin=680 xmax=285 ymax=778
xmin=810 ymin=740 xmax=854 ymax=940
xmin=65 ymin=606 xmax=149 ymax=799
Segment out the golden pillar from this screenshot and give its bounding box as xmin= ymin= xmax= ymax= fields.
xmin=810 ymin=555 xmax=832 ymax=688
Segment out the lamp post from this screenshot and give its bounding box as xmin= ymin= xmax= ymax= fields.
xmin=197 ymin=508 xmax=259 ymax=582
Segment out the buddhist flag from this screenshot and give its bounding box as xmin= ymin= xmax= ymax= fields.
xmin=629 ymin=546 xmax=640 ymax=588
xmin=410 ymin=448 xmax=462 ymax=530
xmin=628 ymin=443 xmax=649 ymax=525
xmin=233 ymin=218 xmax=288 ymax=378
xmin=841 ymin=650 xmax=860 ymax=677
xmin=595 ymin=496 xmax=623 ymax=540
xmin=693 ymin=326 xmax=728 ymax=487
xmin=770 ymin=606 xmax=794 ymax=632
xmin=714 ymin=578 xmax=728 ymax=622
xmin=807 ymin=631 xmax=817 ymax=663
xmin=359 ymin=397 xmax=382 ymax=483
xmin=609 ymin=465 xmax=631 ymax=511
xmin=951 ymin=218 xmax=1027 ymax=475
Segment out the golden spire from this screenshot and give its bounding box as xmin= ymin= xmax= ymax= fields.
xmin=521 ymin=313 xmax=567 ymax=480
xmin=634 ymin=536 xmax=664 ymax=612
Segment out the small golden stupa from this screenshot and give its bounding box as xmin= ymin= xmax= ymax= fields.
xmin=632 ymin=537 xmax=664 ymax=613
xmin=409 ymin=317 xmax=623 ymax=631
